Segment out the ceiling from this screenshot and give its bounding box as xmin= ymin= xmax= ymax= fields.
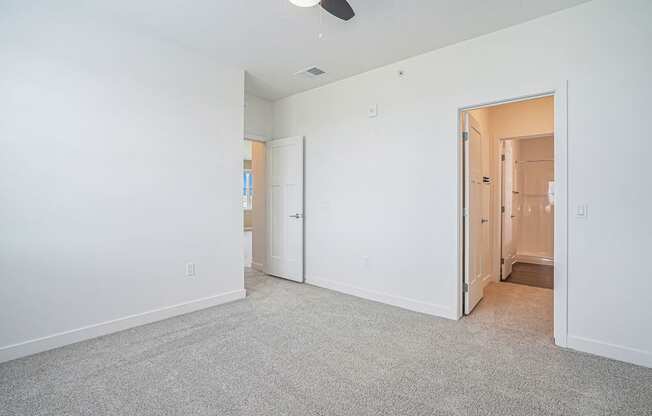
xmin=37 ymin=0 xmax=589 ymax=100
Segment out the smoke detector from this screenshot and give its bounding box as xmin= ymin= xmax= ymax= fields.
xmin=295 ymin=66 xmax=326 ymax=78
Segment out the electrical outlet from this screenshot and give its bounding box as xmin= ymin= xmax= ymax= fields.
xmin=362 ymin=256 xmax=370 ymax=269
xmin=185 ymin=262 xmax=196 ymax=277
xmin=576 ymin=204 xmax=588 ymax=219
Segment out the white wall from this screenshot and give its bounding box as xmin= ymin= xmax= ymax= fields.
xmin=243 ymin=140 xmax=253 ymax=161
xmin=251 ymin=141 xmax=267 ymax=271
xmin=244 ymin=231 xmax=253 ymax=267
xmin=273 ymin=0 xmax=652 ymax=367
xmin=245 ymin=93 xmax=273 ymax=140
xmin=0 ymin=6 xmax=245 ymax=362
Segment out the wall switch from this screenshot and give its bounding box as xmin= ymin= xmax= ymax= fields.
xmin=368 ymin=104 xmax=378 ymax=118
xmin=576 ymin=204 xmax=588 ymax=219
xmin=185 ymin=262 xmax=196 ymax=277
xmin=362 ymin=256 xmax=370 ymax=269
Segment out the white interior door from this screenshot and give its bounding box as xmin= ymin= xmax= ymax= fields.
xmin=265 ymin=136 xmax=304 ymax=282
xmin=501 ymin=140 xmax=517 ymax=279
xmin=464 ymin=113 xmax=486 ymax=314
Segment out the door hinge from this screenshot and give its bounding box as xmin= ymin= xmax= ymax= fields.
xmin=463 ymin=207 xmax=469 ymax=217
xmin=501 ymin=206 xmax=505 ymax=214
xmin=462 ymin=132 xmax=468 ymax=141
xmin=464 ymin=283 xmax=469 ymax=292
xmin=501 ymin=154 xmax=505 ymax=161
xmin=501 ymin=258 xmax=505 ymax=265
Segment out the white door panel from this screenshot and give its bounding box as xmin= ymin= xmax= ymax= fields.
xmin=265 ymin=136 xmax=304 ymax=282
xmin=464 ymin=113 xmax=487 ymax=315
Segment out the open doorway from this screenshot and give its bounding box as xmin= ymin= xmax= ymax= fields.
xmin=243 ymin=136 xmax=305 ymax=284
xmin=500 ymin=134 xmax=554 ymax=289
xmin=460 ymin=94 xmax=563 ymax=341
xmin=243 ymin=139 xmax=266 ymax=273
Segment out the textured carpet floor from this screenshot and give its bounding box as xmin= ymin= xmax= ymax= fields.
xmin=1 ymin=269 xmax=651 ymax=415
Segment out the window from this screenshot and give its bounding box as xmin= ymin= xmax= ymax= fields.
xmin=243 ymin=169 xmax=253 ymax=210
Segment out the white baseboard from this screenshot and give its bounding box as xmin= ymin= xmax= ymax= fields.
xmin=0 ymin=289 xmax=246 ymax=364
xmin=251 ymin=261 xmax=264 ymax=271
xmin=306 ymin=276 xmax=456 ymax=320
xmin=482 ymin=273 xmax=493 ymax=286
xmin=516 ymin=254 xmax=554 ymax=266
xmin=567 ymin=335 xmax=652 ymax=368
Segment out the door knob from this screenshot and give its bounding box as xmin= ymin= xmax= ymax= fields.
xmin=481 ymin=219 xmax=489 ymax=223
xmin=289 ymin=213 xmax=303 ymax=219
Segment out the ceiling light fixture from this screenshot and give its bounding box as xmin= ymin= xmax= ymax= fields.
xmin=289 ymin=0 xmax=320 ymax=7
xmin=288 ymin=0 xmax=355 ymax=21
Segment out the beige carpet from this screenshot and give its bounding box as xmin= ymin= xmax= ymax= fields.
xmin=0 ymin=270 xmax=650 ymax=415
xmin=467 ymin=281 xmax=554 ymax=340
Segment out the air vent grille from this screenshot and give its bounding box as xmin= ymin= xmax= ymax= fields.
xmin=306 ymin=67 xmax=325 ymax=76
xmin=295 ymin=66 xmax=326 ymax=78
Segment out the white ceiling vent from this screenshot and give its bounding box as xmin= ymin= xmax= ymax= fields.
xmin=295 ymin=66 xmax=326 ymax=78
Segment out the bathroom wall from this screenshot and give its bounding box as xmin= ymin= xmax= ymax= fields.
xmin=515 ymin=137 xmax=555 ymax=261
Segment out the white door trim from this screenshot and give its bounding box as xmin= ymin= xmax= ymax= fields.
xmin=244 ymin=133 xmax=269 ymax=143
xmin=498 ymin=132 xmax=554 ymax=142
xmin=456 ymin=82 xmax=568 ymax=348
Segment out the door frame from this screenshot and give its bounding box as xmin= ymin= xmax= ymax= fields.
xmin=243 ymin=137 xmax=267 ymax=272
xmin=456 ymin=83 xmax=568 ymax=347
xmin=498 ymin=132 xmax=555 ymax=279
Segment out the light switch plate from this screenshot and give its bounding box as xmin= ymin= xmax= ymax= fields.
xmin=368 ymin=104 xmax=378 ymax=118
xmin=576 ymin=204 xmax=588 ymax=219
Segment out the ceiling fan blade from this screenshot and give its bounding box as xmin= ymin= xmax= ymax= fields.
xmin=320 ymin=0 xmax=355 ymax=21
